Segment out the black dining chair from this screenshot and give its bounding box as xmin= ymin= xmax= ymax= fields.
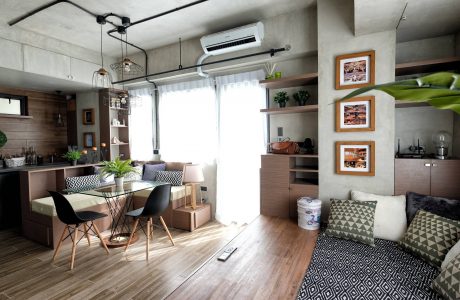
xmin=48 ymin=191 xmax=110 ymax=270
xmin=124 ymin=183 xmax=175 ymax=260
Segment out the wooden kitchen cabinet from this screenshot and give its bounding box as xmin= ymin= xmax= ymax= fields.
xmin=395 ymin=158 xmax=460 ymax=199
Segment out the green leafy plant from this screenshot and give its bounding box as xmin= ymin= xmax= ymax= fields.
xmin=62 ymin=150 xmax=81 ymax=161
xmin=0 ymin=130 xmax=7 ymax=148
xmin=99 ymin=156 xmax=138 ymax=178
xmin=274 ymin=91 xmax=289 ymax=106
xmin=293 ymin=90 xmax=310 ymax=106
xmin=341 ymin=72 xmax=460 ymax=114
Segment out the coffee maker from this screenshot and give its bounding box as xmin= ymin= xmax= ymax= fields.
xmin=432 ymin=131 xmax=452 ymax=160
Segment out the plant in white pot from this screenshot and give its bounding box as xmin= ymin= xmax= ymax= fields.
xmin=100 ymin=156 xmax=138 ymax=187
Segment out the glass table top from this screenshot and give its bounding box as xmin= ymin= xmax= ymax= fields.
xmin=65 ymin=180 xmax=166 ymax=198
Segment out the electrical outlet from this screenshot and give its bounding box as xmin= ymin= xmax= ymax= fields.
xmin=200 ymin=186 xmax=207 ymax=191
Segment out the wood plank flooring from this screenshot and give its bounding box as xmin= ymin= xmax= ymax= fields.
xmin=0 ymin=221 xmax=242 ymax=300
xmin=0 ymin=216 xmax=318 ymax=300
xmin=167 ymin=216 xmax=318 ymax=300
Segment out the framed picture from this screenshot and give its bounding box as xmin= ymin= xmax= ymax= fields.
xmin=335 ymin=50 xmax=375 ymax=90
xmin=335 ymin=96 xmax=375 ymax=132
xmin=82 ymin=108 xmax=95 ymax=125
xmin=83 ymin=132 xmax=96 ymax=148
xmin=336 ymin=141 xmax=375 ymax=176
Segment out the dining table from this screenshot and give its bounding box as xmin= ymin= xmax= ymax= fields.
xmin=67 ymin=180 xmax=166 ymax=247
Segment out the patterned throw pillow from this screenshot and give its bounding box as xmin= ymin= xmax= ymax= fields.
xmin=93 ymin=166 xmax=114 ymax=184
xmin=65 ymin=175 xmax=100 ymax=191
xmin=124 ymin=166 xmax=143 ymax=182
xmin=399 ymin=210 xmax=460 ymax=268
xmin=156 ymin=170 xmax=183 ymax=186
xmin=142 ymin=163 xmax=166 ymax=181
xmin=432 ymin=253 xmax=460 ymax=300
xmin=325 ymin=199 xmax=377 ymax=246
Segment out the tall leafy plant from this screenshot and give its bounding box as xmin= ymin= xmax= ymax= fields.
xmin=341 ymin=72 xmax=460 ymax=114
xmin=0 ymin=130 xmax=7 ymax=149
xmin=99 ymin=156 xmax=138 ymax=178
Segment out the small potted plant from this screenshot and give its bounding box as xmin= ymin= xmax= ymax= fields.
xmin=99 ymin=156 xmax=138 ymax=187
xmin=274 ymin=91 xmax=289 ymax=108
xmin=293 ymin=90 xmax=310 ymax=106
xmin=63 ymin=150 xmax=81 ymax=166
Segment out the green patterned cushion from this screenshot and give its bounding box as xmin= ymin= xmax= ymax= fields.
xmin=432 ymin=253 xmax=460 ymax=300
xmin=325 ymin=200 xmax=377 ymax=246
xmin=400 ymin=210 xmax=460 ymax=268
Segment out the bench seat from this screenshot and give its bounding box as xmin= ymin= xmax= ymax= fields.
xmin=31 ymin=194 xmax=107 ymax=217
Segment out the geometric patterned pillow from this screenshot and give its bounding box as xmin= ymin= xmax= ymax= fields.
xmin=124 ymin=166 xmax=143 ymax=182
xmin=65 ymin=175 xmax=100 ymax=191
xmin=155 ymin=170 xmax=183 ymax=186
xmin=325 ymin=199 xmax=377 ymax=246
xmin=432 ymin=253 xmax=460 ymax=300
xmin=399 ymin=210 xmax=460 ymax=268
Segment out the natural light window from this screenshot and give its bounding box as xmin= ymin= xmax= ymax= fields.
xmin=0 ymin=98 xmax=21 ymax=115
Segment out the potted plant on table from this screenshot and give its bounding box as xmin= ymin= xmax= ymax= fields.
xmin=63 ymin=150 xmax=81 ymax=166
xmin=99 ymin=156 xmax=138 ymax=187
xmin=293 ymin=90 xmax=310 ymax=106
xmin=274 ymin=91 xmax=289 ymax=108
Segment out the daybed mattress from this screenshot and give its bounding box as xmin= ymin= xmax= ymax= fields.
xmin=297 ymin=233 xmax=442 ymax=300
xmin=132 ymin=185 xmax=191 ymax=200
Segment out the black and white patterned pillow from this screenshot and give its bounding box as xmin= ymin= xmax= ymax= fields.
xmin=65 ymin=175 xmax=100 ymax=191
xmin=156 ymin=170 xmax=183 ymax=186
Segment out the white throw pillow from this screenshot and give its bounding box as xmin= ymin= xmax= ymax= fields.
xmin=351 ymin=190 xmax=407 ymax=242
xmin=441 ymin=240 xmax=460 ymax=270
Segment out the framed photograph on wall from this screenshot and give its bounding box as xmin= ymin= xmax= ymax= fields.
xmin=83 ymin=132 xmax=96 ymax=148
xmin=335 ymin=50 xmax=375 ymax=90
xmin=336 ymin=141 xmax=375 ymax=176
xmin=82 ymin=108 xmax=95 ymax=125
xmin=335 ymin=96 xmax=375 ymax=132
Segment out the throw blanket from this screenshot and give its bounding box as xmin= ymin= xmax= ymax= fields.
xmin=297 ymin=233 xmax=442 ymax=300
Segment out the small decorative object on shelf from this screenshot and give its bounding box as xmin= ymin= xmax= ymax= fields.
xmin=275 ymin=71 xmax=282 ymax=79
xmin=62 ymin=150 xmax=81 ymax=166
xmin=264 ymin=62 xmax=277 ymax=80
xmin=293 ymin=90 xmax=310 ymax=106
xmin=100 ymin=143 xmax=108 ymax=161
xmin=274 ymin=91 xmax=289 ymax=108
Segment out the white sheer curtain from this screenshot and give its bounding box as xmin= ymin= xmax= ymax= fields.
xmin=128 ymin=87 xmax=155 ymax=160
xmin=215 ymin=70 xmax=266 ymax=225
xmin=158 ymin=79 xmax=217 ymax=163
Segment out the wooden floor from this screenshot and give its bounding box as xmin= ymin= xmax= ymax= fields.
xmin=0 ymin=221 xmax=242 ymax=300
xmin=0 ymin=216 xmax=318 ymax=300
xmin=167 ymin=216 xmax=318 ymax=300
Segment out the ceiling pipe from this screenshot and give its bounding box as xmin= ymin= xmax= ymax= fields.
xmin=113 ymin=47 xmax=289 ymax=85
xmin=197 ymin=53 xmax=211 ymax=78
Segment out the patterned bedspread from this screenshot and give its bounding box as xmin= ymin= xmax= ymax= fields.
xmin=297 ymin=233 xmax=442 ymax=300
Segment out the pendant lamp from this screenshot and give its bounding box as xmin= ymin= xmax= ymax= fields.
xmin=92 ymin=24 xmax=113 ymax=88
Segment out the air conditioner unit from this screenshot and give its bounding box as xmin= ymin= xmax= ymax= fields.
xmin=200 ymin=22 xmax=264 ymax=56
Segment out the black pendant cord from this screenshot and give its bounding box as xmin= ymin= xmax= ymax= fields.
xmin=112 ymin=47 xmax=288 ymax=85
xmin=179 ymin=38 xmax=183 ymax=70
xmin=100 ymin=24 xmax=104 ymax=68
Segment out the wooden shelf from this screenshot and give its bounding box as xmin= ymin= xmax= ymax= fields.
xmin=259 ymin=72 xmax=318 ymax=89
xmin=110 ymin=125 xmax=128 ymax=128
xmin=395 ymin=56 xmax=460 ymax=76
xmin=260 ymin=105 xmax=318 ymax=114
xmin=0 ymin=114 xmax=33 ymax=119
xmin=292 ymin=178 xmax=318 ymax=185
xmin=109 ymin=107 xmax=129 ymax=111
xmin=264 ymin=153 xmax=318 ymax=158
xmin=395 ymin=100 xmax=430 ymax=108
xmin=110 ymin=142 xmax=129 ymax=146
xmin=289 ymin=167 xmax=319 ymax=173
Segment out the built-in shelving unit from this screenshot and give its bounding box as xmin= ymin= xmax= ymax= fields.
xmin=259 ymin=72 xmax=318 ymax=89
xmin=260 ymin=104 xmax=318 ymax=114
xmin=395 ymin=56 xmax=460 ymax=76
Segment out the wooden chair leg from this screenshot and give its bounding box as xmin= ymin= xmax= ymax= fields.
xmin=150 ymin=218 xmax=154 ymax=239
xmin=92 ymin=222 xmax=109 ymax=255
xmin=124 ymin=219 xmax=139 ymax=252
xmin=160 ymin=216 xmax=175 ymax=246
xmin=70 ymin=224 xmax=79 ymax=270
xmin=84 ymin=223 xmax=91 ymax=246
xmin=52 ymin=225 xmax=68 ymax=262
xmin=146 ymin=218 xmax=150 ymax=260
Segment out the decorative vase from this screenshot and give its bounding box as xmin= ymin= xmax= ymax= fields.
xmin=115 ymin=177 xmax=124 ymax=187
xmin=71 ymin=160 xmax=77 ymax=166
xmin=279 ymin=102 xmax=287 ymax=108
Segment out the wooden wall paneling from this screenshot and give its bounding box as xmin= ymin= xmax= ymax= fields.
xmin=0 ymin=86 xmax=68 ymax=157
xmin=67 ymin=97 xmax=78 ymax=146
xmin=98 ymin=91 xmax=111 ymax=159
xmin=430 ymin=160 xmax=460 ymax=199
xmin=260 ymin=155 xmax=290 ymax=218
xmin=394 ymin=159 xmax=431 ymax=196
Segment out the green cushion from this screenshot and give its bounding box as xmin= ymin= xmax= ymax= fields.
xmin=432 ymin=253 xmax=460 ymax=300
xmin=399 ymin=210 xmax=460 ymax=268
xmin=325 ymin=199 xmax=377 ymax=246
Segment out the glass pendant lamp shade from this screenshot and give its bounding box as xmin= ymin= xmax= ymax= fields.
xmin=92 ymin=24 xmax=112 ymax=89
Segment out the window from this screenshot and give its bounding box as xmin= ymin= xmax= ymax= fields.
xmin=0 ymin=93 xmax=28 ymax=116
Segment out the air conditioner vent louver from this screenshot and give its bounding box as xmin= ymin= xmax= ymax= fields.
xmin=200 ymin=22 xmax=264 ymax=55
xmin=206 ymin=36 xmax=257 ymax=52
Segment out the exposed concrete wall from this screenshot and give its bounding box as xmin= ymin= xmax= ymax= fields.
xmin=396 ymin=35 xmax=456 ymax=63
xmin=317 ymin=0 xmax=396 ymax=218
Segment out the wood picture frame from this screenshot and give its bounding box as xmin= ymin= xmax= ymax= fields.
xmin=83 ymin=132 xmax=96 ymax=148
xmin=82 ymin=108 xmax=95 ymax=125
xmin=335 ymin=50 xmax=375 ymax=90
xmin=335 ymin=141 xmax=375 ymax=176
xmin=335 ymin=96 xmax=375 ymax=132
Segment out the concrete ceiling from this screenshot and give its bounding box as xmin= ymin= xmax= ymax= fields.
xmin=355 ymin=0 xmax=460 ymax=42
xmin=1 ymin=0 xmax=315 ymax=56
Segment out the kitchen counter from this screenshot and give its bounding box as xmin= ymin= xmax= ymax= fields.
xmin=0 ymin=162 xmax=100 ymax=174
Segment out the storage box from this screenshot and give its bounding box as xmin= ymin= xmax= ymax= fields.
xmin=5 ymin=157 xmax=25 ymax=168
xmin=172 ymin=203 xmax=211 ymax=231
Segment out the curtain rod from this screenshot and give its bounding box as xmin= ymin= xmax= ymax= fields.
xmin=112 ymin=47 xmax=289 ymax=85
